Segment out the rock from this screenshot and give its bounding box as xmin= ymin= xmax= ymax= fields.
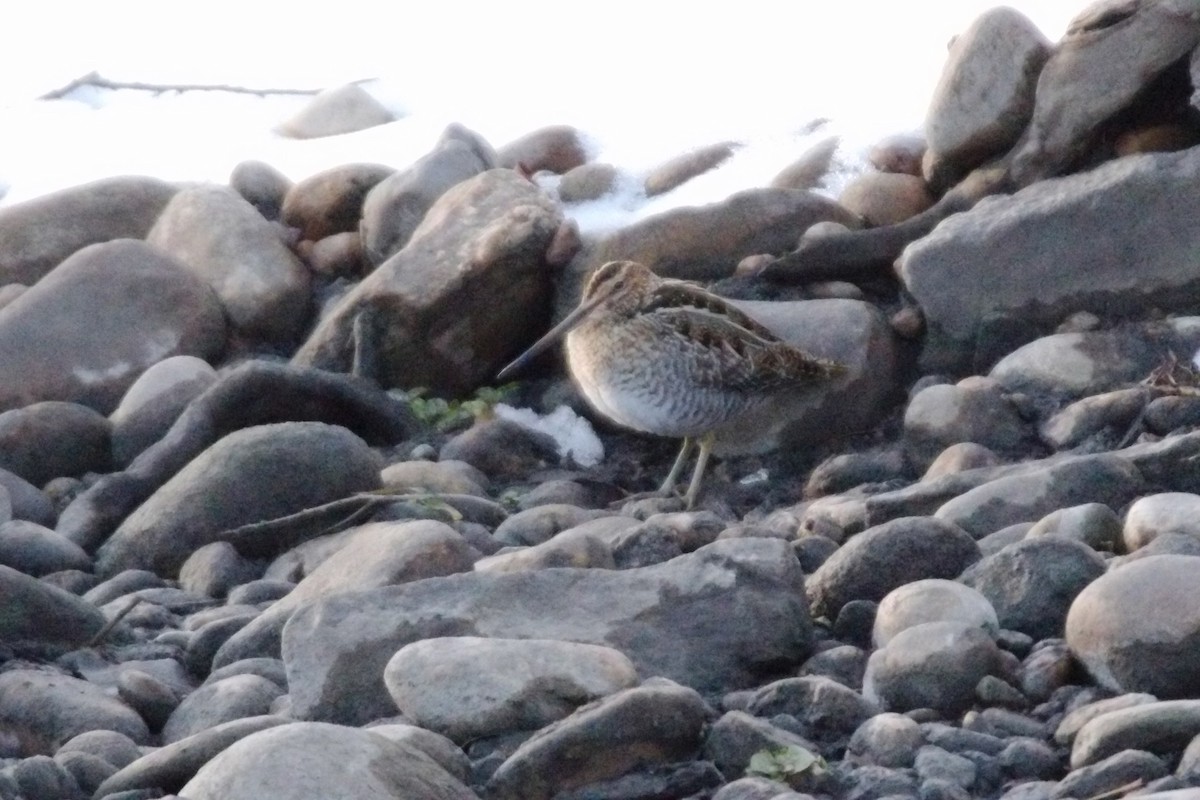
xmin=59 ymin=360 xmax=416 ymax=554
xmin=384 ymin=637 xmax=637 ymax=743
xmin=359 ymin=123 xmax=496 ymax=264
xmin=95 ymin=422 xmax=383 ymax=577
xmin=438 ymin=416 xmax=560 ymax=478
xmin=1039 ymin=388 xmax=1150 ymax=451
xmin=935 ymin=454 xmax=1144 ymax=538
xmin=771 ymin=136 xmax=840 ymax=191
xmin=304 ymin=231 xmax=363 ymax=278
xmin=704 ymin=710 xmax=821 ymax=781
xmin=960 ymin=537 xmax=1106 ymax=640
xmin=0 ymin=670 xmax=148 ymax=754
xmin=0 ymin=520 xmax=89 ymax=576
xmin=53 ymin=749 xmax=116 ymax=796
xmin=178 ymin=541 xmax=260 ymax=599
xmin=7 ymin=754 xmax=81 ymax=799
xmin=365 ymin=723 xmax=470 ymax=784
xmin=493 ymin=504 xmax=611 ymax=547
xmin=280 ymin=162 xmax=394 ymax=242
xmin=56 ymin=729 xmax=143 ymax=771
xmin=486 ymin=680 xmax=711 ymax=800
xmin=562 ymin=188 xmax=859 ymax=304
xmin=799 ymin=643 xmax=867 ymax=689
xmin=864 ymin=621 xmax=1001 ymax=715
xmin=1026 ymin=503 xmax=1122 ymax=552
xmin=0 ymin=239 xmax=225 ymax=414
xmin=923 ymin=442 xmax=1003 ymax=480
xmin=805 ymin=449 xmax=909 ymax=499
xmin=808 ymin=516 xmax=981 ymax=620
xmin=0 ymin=565 xmax=105 ymax=646
xmin=837 ymin=172 xmax=933 ymax=226
xmin=276 ymin=83 xmax=394 ymax=139
xmin=990 ymin=318 xmax=1200 ymax=400
xmin=180 ymin=721 xmax=475 ymax=799
xmin=744 ymin=675 xmax=879 ymax=739
xmin=903 ymin=379 xmax=1032 ymax=469
xmin=873 ymin=579 xmax=998 ymax=648
xmin=1010 ymin=0 xmax=1200 ymax=185
xmin=0 ymin=401 xmax=110 ymax=485
xmin=901 ymin=149 xmax=1200 ymax=374
xmin=1123 ymin=492 xmax=1200 ymax=552
xmin=160 ymin=675 xmax=284 ymax=744
xmin=1066 ymin=555 xmax=1200 ymax=698
xmin=558 ymin=162 xmax=620 ymax=202
xmin=644 ymin=141 xmax=739 ymax=197
xmin=474 ymin=525 xmax=617 ymax=573
xmin=117 ymin=669 xmax=181 ymax=731
xmin=1055 ymin=749 xmax=1169 ymax=800
xmin=108 ymin=356 xmax=217 ymax=468
xmin=0 ymin=175 xmax=178 ymax=285
xmin=229 ymin=159 xmax=291 ymax=221
xmin=869 ymin=134 xmax=926 ymax=176
xmin=1055 ymin=693 xmax=1159 ymax=748
xmin=497 ymin=124 xmax=588 ymax=174
xmin=847 ymin=712 xmax=925 ymax=768
xmin=1145 ymin=394 xmax=1200 ymax=435
xmin=0 ymin=468 xmax=54 ymax=525
xmin=211 ymin=520 xmax=477 ymax=668
xmin=283 ymin=538 xmax=812 ymax=724
xmin=294 ymin=169 xmax=564 ymax=395
xmin=915 ymin=744 xmax=978 ymax=790
xmin=146 ymin=184 xmax=311 ymax=344
xmin=380 ymin=459 xmax=490 ymax=497
xmin=94 ymin=716 xmax=289 ymax=797
xmin=922 ymin=7 xmax=1050 ymax=190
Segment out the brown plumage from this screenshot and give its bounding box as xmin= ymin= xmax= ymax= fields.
xmin=499 ymin=260 xmax=844 ymax=507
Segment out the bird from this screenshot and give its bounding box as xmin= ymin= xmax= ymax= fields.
xmin=498 ymin=260 xmax=845 ymax=508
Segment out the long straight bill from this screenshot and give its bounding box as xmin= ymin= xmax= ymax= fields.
xmin=496 ymin=294 xmax=605 ymax=381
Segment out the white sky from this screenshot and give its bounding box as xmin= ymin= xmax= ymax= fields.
xmin=0 ymin=1 xmax=1085 ymax=214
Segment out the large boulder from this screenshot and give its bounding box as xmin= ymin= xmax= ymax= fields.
xmin=147 ymin=185 xmax=312 ymax=344
xmin=989 ymin=317 xmax=1200 ymax=399
xmin=899 ymin=150 xmax=1200 ymax=373
xmin=1066 ymin=554 xmax=1200 ymax=698
xmin=922 ymin=7 xmax=1050 ymax=190
xmin=180 ymin=722 xmax=477 ymax=800
xmin=211 ymin=520 xmax=478 ymax=668
xmin=0 ymin=176 xmax=177 ymax=285
xmin=0 ymin=565 xmax=106 ymax=647
xmin=496 ymin=124 xmax=588 ymax=174
xmin=282 ymin=538 xmax=813 ymax=724
xmin=0 ymin=670 xmax=149 ymax=754
xmin=1010 ymin=0 xmax=1200 ymax=185
xmin=0 ymin=239 xmax=225 ymax=413
xmin=95 ymin=422 xmax=382 ymax=578
xmin=294 ymin=169 xmax=565 ymax=395
xmin=359 ymin=124 xmax=496 ymax=265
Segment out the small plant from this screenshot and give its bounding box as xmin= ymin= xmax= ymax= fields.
xmin=746 ymin=745 xmax=827 ymax=787
xmin=405 ymin=384 xmax=517 ymax=432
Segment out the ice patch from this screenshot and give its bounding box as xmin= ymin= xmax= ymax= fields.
xmin=494 ymin=403 xmax=604 ymax=468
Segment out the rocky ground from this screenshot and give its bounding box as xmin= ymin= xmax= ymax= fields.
xmin=4 ymin=2 xmax=1200 ymax=799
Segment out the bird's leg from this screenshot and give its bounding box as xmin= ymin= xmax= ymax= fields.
xmin=658 ymin=437 xmax=694 ymax=496
xmin=682 ymin=433 xmax=715 ymax=510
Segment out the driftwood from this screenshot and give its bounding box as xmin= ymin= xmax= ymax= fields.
xmin=758 ymin=0 xmax=1200 ymax=285
xmin=56 ymin=361 xmax=419 ymax=552
xmin=38 ymin=71 xmax=338 ymax=100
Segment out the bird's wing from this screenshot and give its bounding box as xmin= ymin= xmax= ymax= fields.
xmin=644 ymin=281 xmax=843 ymax=393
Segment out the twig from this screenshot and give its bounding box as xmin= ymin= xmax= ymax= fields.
xmin=38 ymin=70 xmax=358 ymax=100
xmin=88 ymin=596 xmax=142 ymax=647
xmin=1084 ymin=779 xmax=1144 ymax=800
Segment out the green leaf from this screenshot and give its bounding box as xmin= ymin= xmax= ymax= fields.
xmin=746 ymin=745 xmax=824 ymax=783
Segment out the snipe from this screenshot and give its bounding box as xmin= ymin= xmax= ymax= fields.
xmin=498 ymin=260 xmax=844 ymax=508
